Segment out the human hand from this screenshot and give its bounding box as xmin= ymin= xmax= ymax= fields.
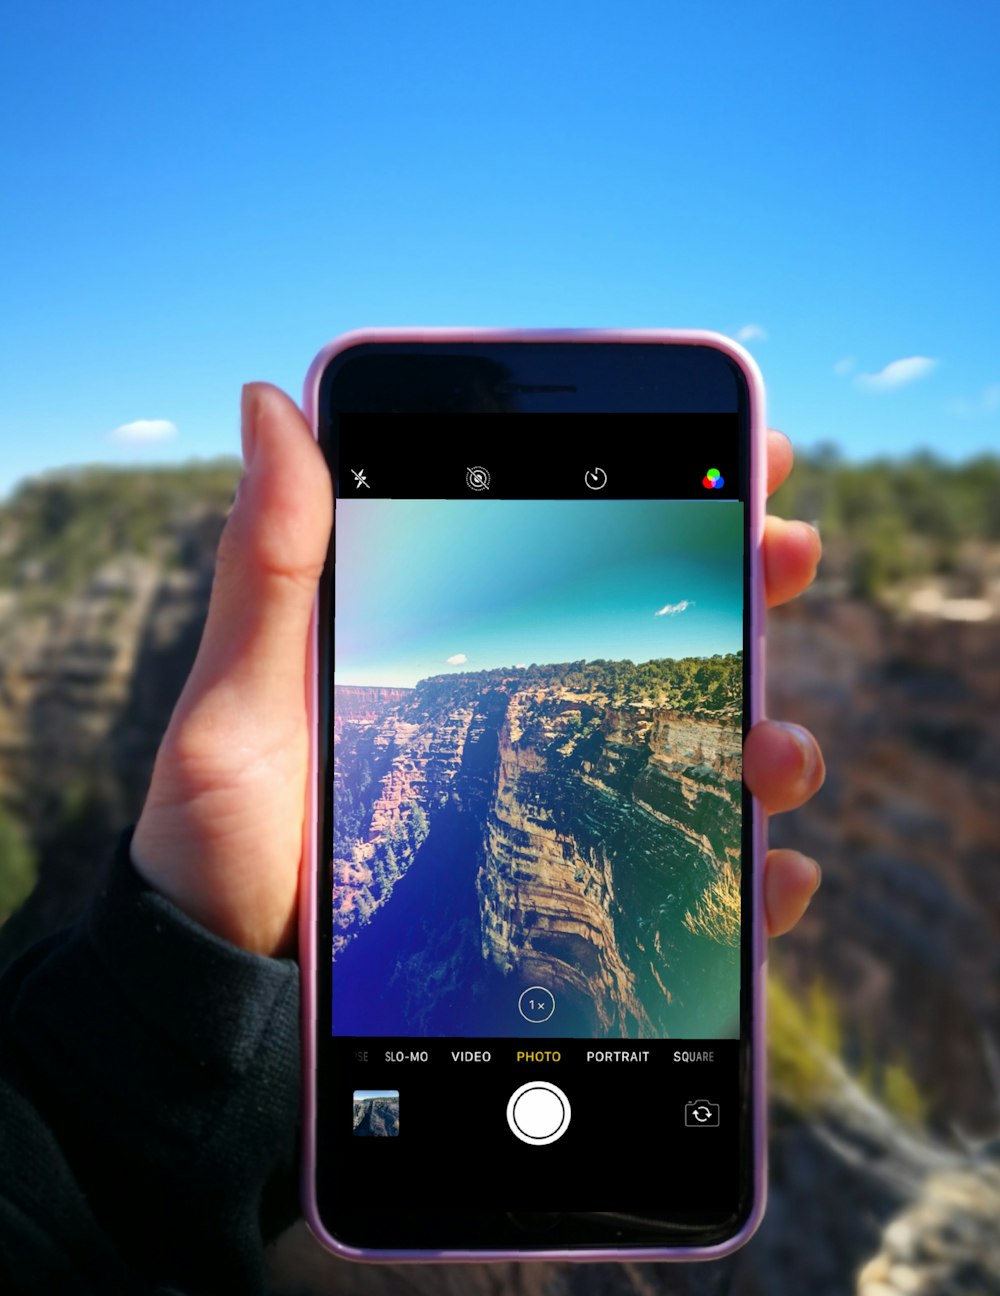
xmin=745 ymin=431 xmax=825 ymax=935
xmin=132 ymin=384 xmax=331 ymax=956
xmin=132 ymin=388 xmax=823 ymax=956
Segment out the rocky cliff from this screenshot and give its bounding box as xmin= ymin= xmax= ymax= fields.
xmin=767 ymin=596 xmax=1000 ymax=1133
xmin=479 ymin=688 xmax=741 ymax=1035
xmin=0 ymin=462 xmax=239 ymax=965
xmin=2 ymin=464 xmax=998 ymax=1293
xmin=352 ymin=1096 xmax=400 ymax=1137
xmin=334 ymin=685 xmax=411 ymax=731
xmin=333 ymin=660 xmax=742 ymax=1038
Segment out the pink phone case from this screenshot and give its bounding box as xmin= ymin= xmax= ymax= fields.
xmin=300 ymin=328 xmax=768 ymax=1262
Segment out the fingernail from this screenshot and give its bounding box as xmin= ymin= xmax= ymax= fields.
xmin=803 ymin=855 xmax=822 ymax=896
xmin=241 ymin=384 xmax=260 ymax=468
xmin=794 ymin=518 xmax=823 ymax=556
xmin=780 ymin=722 xmax=819 ymax=783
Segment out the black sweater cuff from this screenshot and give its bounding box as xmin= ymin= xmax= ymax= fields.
xmin=87 ymin=828 xmax=298 ymax=1079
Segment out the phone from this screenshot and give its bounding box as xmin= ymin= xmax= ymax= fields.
xmin=301 ymin=329 xmax=767 ymax=1260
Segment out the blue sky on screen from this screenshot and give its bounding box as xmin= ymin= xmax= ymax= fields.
xmin=1 ymin=2 xmax=997 ymax=495
xmin=335 ymin=498 xmax=743 ymax=687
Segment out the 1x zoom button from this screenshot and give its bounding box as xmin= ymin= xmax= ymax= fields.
xmin=507 ymin=1081 xmax=571 ymax=1145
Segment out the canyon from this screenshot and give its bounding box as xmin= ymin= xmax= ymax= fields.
xmin=352 ymin=1095 xmax=400 ymax=1138
xmin=332 ymin=661 xmax=742 ymax=1039
xmin=2 ymin=464 xmax=999 ymax=1293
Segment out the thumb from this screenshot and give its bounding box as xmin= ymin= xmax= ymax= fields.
xmin=167 ymin=382 xmax=332 ymax=757
xmin=131 ymin=384 xmax=332 ymax=954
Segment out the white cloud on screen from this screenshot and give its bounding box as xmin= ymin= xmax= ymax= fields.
xmin=110 ymin=418 xmax=178 ymax=443
xmin=833 ymin=356 xmax=856 ymax=376
xmin=654 ymin=600 xmax=692 ymax=617
xmin=446 ymin=653 xmax=468 ymax=665
xmin=855 ymin=356 xmax=937 ymax=392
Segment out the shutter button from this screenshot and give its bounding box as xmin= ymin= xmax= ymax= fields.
xmin=506 ymin=1081 xmax=571 ymax=1145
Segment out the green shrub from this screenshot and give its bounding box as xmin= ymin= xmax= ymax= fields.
xmin=0 ymin=804 xmax=38 ymax=922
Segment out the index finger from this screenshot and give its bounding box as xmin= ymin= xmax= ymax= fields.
xmin=767 ymin=429 xmax=794 ymax=497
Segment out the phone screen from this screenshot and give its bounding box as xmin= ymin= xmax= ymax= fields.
xmin=314 ymin=342 xmax=757 ymax=1253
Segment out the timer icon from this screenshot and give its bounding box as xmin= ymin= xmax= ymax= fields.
xmin=584 ymin=467 xmax=608 ymax=491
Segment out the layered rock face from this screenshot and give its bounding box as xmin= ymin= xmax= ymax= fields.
xmin=0 ymin=464 xmax=238 ymax=968
xmin=333 ymin=662 xmax=742 ymax=1038
xmin=858 ymin=1162 xmax=1000 ymax=1295
xmin=333 ymin=685 xmax=411 ymax=732
xmin=477 ymin=691 xmax=741 ymax=1035
xmin=2 ymin=465 xmax=998 ymax=1294
xmin=352 ymin=1096 xmax=400 ymax=1137
xmin=768 ymin=597 xmax=1000 ymax=1131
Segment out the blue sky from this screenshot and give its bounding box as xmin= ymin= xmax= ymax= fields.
xmin=2 ymin=2 xmax=997 ymax=496
xmin=336 ymin=499 xmax=742 ymax=687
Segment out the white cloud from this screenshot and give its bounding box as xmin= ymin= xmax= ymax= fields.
xmin=445 ymin=653 xmax=468 ymax=665
xmin=654 ymin=600 xmax=692 ymax=617
xmin=833 ymin=356 xmax=856 ymax=376
xmin=110 ymin=418 xmax=178 ymax=443
xmin=855 ymin=356 xmax=937 ymax=392
xmin=945 ymin=383 xmax=1000 ymax=418
xmin=736 ymin=324 xmax=767 ymax=343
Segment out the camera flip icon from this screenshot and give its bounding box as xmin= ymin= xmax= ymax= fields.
xmin=684 ymin=1098 xmax=720 ymax=1128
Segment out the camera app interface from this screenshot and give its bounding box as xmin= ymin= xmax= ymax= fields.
xmin=326 ymin=417 xmax=749 ymax=1237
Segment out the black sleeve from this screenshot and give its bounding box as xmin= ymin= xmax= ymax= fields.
xmin=0 ymin=829 xmax=301 ymax=1296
